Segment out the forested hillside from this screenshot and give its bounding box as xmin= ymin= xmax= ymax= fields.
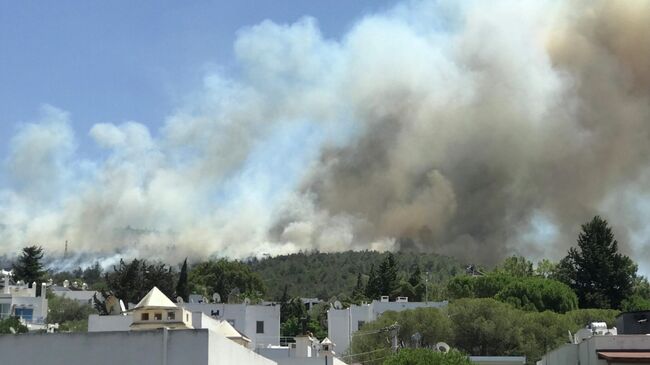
xmin=246 ymin=250 xmax=465 ymax=299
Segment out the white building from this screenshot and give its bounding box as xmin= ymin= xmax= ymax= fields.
xmin=0 ymin=273 xmax=48 ymax=331
xmin=537 ymin=322 xmax=650 ymax=365
xmin=327 ymin=296 xmax=448 ymax=354
xmin=12 ymin=286 xmax=277 ymax=365
xmin=89 ymin=290 xmax=280 ymax=349
xmin=181 ymin=301 xmax=280 ymax=348
xmin=50 ymin=286 xmax=97 ymax=305
xmin=257 ymin=335 xmax=348 ymax=365
xmin=0 ymin=326 xmax=277 ymax=365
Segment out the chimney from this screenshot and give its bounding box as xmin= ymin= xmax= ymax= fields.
xmin=293 ymin=335 xmax=314 ymax=358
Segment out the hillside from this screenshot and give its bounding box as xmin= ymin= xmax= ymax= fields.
xmin=246 ymin=250 xmax=465 ymax=300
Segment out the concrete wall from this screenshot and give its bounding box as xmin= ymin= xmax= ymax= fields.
xmin=537 ymin=335 xmax=650 ymax=365
xmin=208 ymin=330 xmax=276 ymax=365
xmin=182 ymin=303 xmax=280 ymax=347
xmin=88 ymin=314 xmax=133 ymax=332
xmin=0 ymin=328 xmax=277 ymax=365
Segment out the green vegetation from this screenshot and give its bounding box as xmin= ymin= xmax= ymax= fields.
xmin=12 ymin=245 xmax=46 ymax=286
xmin=47 ymin=294 xmax=97 ymax=332
xmin=189 ymin=259 xmax=266 ymax=301
xmin=0 ymin=317 xmax=28 ymax=334
xmin=101 ymin=259 xmax=176 ymax=309
xmin=554 ymin=216 xmax=637 ymax=309
xmin=248 ymin=250 xmax=464 ymax=300
xmin=383 ymin=348 xmax=472 ymax=365
xmin=349 ymin=299 xmax=619 ymax=365
xmin=447 ymin=273 xmax=578 ymax=313
xmin=176 ymin=258 xmax=189 ymax=303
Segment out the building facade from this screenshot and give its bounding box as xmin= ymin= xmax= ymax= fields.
xmin=327 ymin=297 xmax=448 ymax=354
xmin=181 ymin=302 xmax=281 ymax=348
xmin=0 ymin=274 xmax=48 ymax=331
xmin=0 ymin=328 xmax=277 ymax=365
xmin=537 ymin=322 xmax=650 ymax=365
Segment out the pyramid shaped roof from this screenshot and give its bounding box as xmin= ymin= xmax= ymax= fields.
xmin=134 ymin=287 xmax=177 ymax=309
xmin=321 ymin=337 xmax=334 ymax=345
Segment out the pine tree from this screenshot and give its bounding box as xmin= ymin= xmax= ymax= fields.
xmin=365 ymin=264 xmax=380 ymax=300
xmin=12 ymin=245 xmax=46 ymax=286
xmin=352 ymin=272 xmax=366 ymax=300
xmin=408 ymin=264 xmax=422 ymax=287
xmin=176 ymin=258 xmax=189 ymax=302
xmin=378 ymin=253 xmax=399 ymax=299
xmin=559 ymin=216 xmax=636 ymax=309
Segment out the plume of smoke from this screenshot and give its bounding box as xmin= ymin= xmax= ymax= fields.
xmin=1 ymin=0 xmax=649 ymax=273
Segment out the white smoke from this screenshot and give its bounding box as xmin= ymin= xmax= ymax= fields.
xmin=1 ymin=0 xmax=649 ymax=275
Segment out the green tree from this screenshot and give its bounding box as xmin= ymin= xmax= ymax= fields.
xmin=384 ymin=349 xmax=472 ymax=365
xmin=82 ymin=262 xmax=103 ymax=287
xmin=0 ymin=316 xmax=28 ymax=334
xmin=47 ymin=295 xmax=97 ymax=332
xmin=189 ymin=259 xmax=265 ymax=301
xmin=12 ymin=245 xmax=46 ymax=286
xmin=365 ymin=264 xmax=381 ymax=300
xmin=495 ymin=277 xmax=578 ymax=313
xmin=348 ymin=307 xmax=453 ymax=364
xmin=497 ymin=256 xmax=534 ymax=277
xmin=558 ymin=216 xmax=636 ymax=309
xmin=352 ymin=272 xmax=366 ymax=301
xmin=449 ymin=298 xmax=524 ymax=357
xmin=176 ymin=258 xmax=189 ymax=302
xmin=535 ymin=259 xmax=557 ymax=278
xmin=378 ymin=253 xmax=399 ymax=299
xmin=104 ymin=259 xmax=176 ymax=308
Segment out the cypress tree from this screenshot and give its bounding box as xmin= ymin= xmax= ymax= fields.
xmin=176 ymin=258 xmax=189 ymax=302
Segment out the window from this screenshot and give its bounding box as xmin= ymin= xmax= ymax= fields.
xmin=167 ymin=312 xmax=175 ymax=320
xmin=154 ymin=313 xmax=162 ymax=320
xmin=256 ymin=321 xmax=264 ymax=334
xmin=357 ymin=321 xmax=365 ymax=330
xmin=15 ymin=308 xmax=33 ymax=322
xmin=141 ymin=313 xmax=149 ymax=321
xmin=0 ymin=304 xmax=10 ymax=319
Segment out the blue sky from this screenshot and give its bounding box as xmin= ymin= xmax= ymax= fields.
xmin=0 ymin=0 xmax=396 ymax=158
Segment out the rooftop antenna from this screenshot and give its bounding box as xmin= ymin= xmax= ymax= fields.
xmin=64 ymin=240 xmax=68 ymax=259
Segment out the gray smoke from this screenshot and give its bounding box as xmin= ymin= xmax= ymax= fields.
xmin=1 ymin=0 xmax=649 ymax=272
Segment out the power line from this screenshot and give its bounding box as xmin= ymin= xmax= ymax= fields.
xmin=340 ymin=347 xmax=390 ymax=359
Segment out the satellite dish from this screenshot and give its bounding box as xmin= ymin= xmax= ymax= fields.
xmin=212 ymin=293 xmax=221 ymax=303
xmin=243 ymin=297 xmax=251 ymax=305
xmin=176 ymin=296 xmax=184 ymax=304
xmin=333 ymin=301 xmax=342 ymax=310
xmin=202 ymin=296 xmax=209 ymax=304
xmin=436 ymin=342 xmax=450 ymax=353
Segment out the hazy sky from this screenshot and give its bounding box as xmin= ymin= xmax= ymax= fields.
xmin=0 ymin=0 xmax=396 ymax=157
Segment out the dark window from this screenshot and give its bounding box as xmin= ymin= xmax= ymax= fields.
xmin=256 ymin=320 xmax=264 ymax=334
xmin=154 ymin=313 xmax=162 ymax=320
xmin=167 ymin=312 xmax=175 ymax=320
xmin=358 ymin=321 xmax=365 ymax=330
xmin=141 ymin=313 xmax=149 ymax=321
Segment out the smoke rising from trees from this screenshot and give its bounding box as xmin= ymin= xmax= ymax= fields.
xmin=1 ymin=0 xmax=649 ymax=269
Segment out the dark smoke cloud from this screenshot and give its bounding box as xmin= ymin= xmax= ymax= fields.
xmin=1 ymin=0 xmax=649 ymax=273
